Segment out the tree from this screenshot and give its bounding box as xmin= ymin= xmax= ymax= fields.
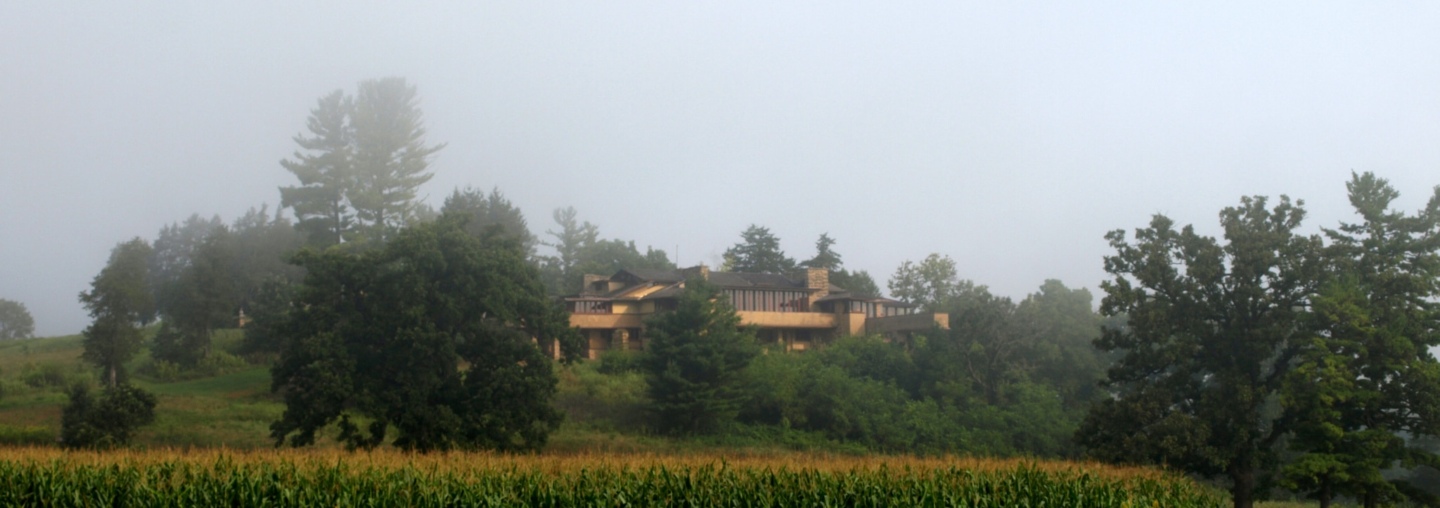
xmin=279 ymin=90 xmax=354 ymax=246
xmin=0 ymin=298 xmax=34 ymax=340
xmin=799 ymin=233 xmax=879 ymax=296
xmin=347 ymin=77 xmax=445 ymax=242
xmin=441 ymin=186 xmax=536 ymax=255
xmin=723 ymin=225 xmax=795 ymax=274
xmin=1075 ymin=196 xmax=1322 ymax=508
xmin=152 ymin=227 xmax=238 ymax=367
xmin=268 ymin=217 xmax=581 ymax=452
xmin=60 ymin=383 xmax=157 ymax=449
xmin=800 ymin=233 xmax=842 ymax=270
xmin=539 ymin=207 xmax=672 ymax=294
xmin=888 ymin=254 xmax=961 ymax=310
xmin=149 ymin=214 xmax=223 ymax=318
xmin=80 ymin=238 xmax=156 ymax=387
xmin=640 ymin=277 xmax=759 ymax=435
xmin=280 ymin=77 xmax=444 ymax=245
xmin=831 ymin=269 xmax=881 ymax=297
xmin=1013 ymin=280 xmax=1108 ymax=411
xmin=1281 ymin=173 xmax=1440 ymax=508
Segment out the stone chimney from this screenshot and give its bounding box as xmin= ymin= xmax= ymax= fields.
xmin=804 ymin=267 xmax=829 ymax=305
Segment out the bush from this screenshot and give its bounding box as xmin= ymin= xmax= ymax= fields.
xmin=22 ymin=363 xmax=72 ymax=388
xmin=60 ymin=383 xmax=157 ymax=449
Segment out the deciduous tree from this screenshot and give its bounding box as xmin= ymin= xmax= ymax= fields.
xmin=0 ymin=298 xmax=34 ymax=340
xmin=269 ymin=217 xmax=581 ymax=452
xmin=80 ymin=238 xmax=156 ymax=387
xmin=1075 ymin=196 xmax=1322 ymax=508
xmin=888 ymin=254 xmax=961 ymax=311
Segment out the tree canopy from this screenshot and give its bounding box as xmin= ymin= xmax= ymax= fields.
xmin=1076 ymin=196 xmax=1323 ymax=508
xmin=723 ymin=225 xmax=795 ymax=274
xmin=0 ymin=298 xmax=34 ymax=340
xmin=268 ymin=217 xmax=581 ymax=452
xmin=79 ymin=238 xmax=156 ymax=387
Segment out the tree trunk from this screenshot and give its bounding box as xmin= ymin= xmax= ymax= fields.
xmin=1363 ymin=487 xmax=1378 ymax=508
xmin=1230 ymin=465 xmax=1255 ymax=508
xmin=107 ymin=364 xmax=116 ymax=388
xmin=1318 ymin=477 xmax=1331 ymax=508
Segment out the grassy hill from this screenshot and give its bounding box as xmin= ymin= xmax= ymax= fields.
xmin=0 ymin=329 xmax=282 ymax=448
xmin=0 ymin=331 xmax=711 ymax=453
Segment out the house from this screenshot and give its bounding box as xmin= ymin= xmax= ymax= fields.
xmin=563 ymin=265 xmax=949 ymax=359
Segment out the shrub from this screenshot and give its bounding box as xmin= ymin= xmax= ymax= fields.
xmin=60 ymin=383 xmax=157 ymax=449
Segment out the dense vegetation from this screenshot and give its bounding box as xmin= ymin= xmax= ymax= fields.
xmin=7 ymin=78 xmax=1440 ymax=507
xmin=0 ymin=448 xmax=1227 ymax=507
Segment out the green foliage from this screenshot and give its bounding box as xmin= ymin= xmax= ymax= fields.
xmin=280 ymin=90 xmax=356 ymax=246
xmin=722 ymin=225 xmax=795 ymax=274
xmin=0 ymin=455 xmax=1229 ymax=508
xmin=148 ymin=214 xmax=224 ymax=318
xmin=887 ymin=253 xmax=963 ymax=310
xmin=0 ymin=425 xmax=51 ymax=446
xmin=22 ymin=362 xmax=75 ymax=389
xmin=80 ymin=238 xmax=155 ymax=387
xmin=1078 ymin=195 xmax=1322 ymax=508
xmin=800 ymin=233 xmax=842 ymax=270
xmin=1279 ymin=172 xmax=1440 ymax=507
xmin=60 ymin=383 xmax=157 ymax=449
xmin=640 ymin=277 xmax=759 ymax=435
xmin=441 ymin=186 xmax=536 ymax=256
xmin=831 ymin=268 xmax=881 ymax=297
xmin=268 ymin=218 xmax=581 ymax=452
xmin=0 ymin=298 xmax=35 ymax=340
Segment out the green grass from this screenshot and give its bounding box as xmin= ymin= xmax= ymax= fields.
xmin=0 ymin=329 xmax=288 ymax=449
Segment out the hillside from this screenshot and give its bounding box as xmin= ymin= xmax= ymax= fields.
xmin=0 ymin=330 xmax=282 ymax=448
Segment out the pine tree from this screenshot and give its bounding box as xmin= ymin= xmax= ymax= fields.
xmin=640 ymin=277 xmax=759 ymax=434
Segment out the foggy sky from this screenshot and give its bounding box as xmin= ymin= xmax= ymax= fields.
xmin=4 ymin=2 xmax=1439 ymax=337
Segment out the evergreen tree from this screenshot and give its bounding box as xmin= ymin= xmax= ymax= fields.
xmin=279 ymin=90 xmax=355 ymax=246
xmin=280 ymin=77 xmax=444 ymax=245
xmin=800 ymin=233 xmax=842 ymax=270
xmin=640 ymin=277 xmax=759 ymax=434
xmin=1282 ymin=173 xmax=1440 ymax=508
xmin=722 ymin=225 xmax=794 ymax=274
xmin=441 ymin=186 xmax=536 ymax=255
xmin=79 ymin=238 xmax=155 ymax=387
xmin=348 ymin=77 xmax=445 ymax=242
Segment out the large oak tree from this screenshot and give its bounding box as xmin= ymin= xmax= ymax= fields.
xmin=268 ymin=217 xmax=581 ymax=452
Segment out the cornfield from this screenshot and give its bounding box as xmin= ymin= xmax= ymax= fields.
xmin=0 ymin=447 xmax=1226 ymax=507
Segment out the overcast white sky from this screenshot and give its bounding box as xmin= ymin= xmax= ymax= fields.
xmin=3 ymin=2 xmax=1439 ymax=336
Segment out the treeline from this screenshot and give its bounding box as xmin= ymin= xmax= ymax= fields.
xmin=59 ymin=78 xmax=1440 ymax=507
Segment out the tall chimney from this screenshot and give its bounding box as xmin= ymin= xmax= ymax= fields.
xmin=806 ymin=267 xmax=829 ymax=305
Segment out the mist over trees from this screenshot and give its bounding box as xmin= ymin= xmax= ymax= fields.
xmin=0 ymin=298 xmax=35 ymax=340
xmin=280 ymin=77 xmax=444 ymax=246
xmin=47 ymin=77 xmax=1440 ymax=507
